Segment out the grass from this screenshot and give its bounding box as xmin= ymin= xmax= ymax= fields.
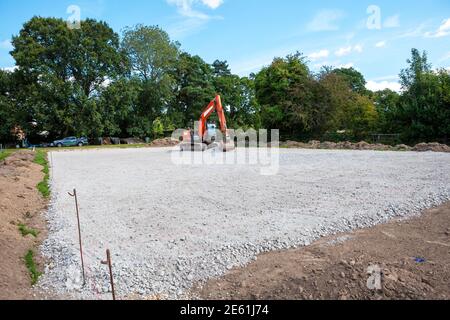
xmin=24 ymin=250 xmax=42 ymax=285
xmin=0 ymin=149 xmax=14 ymax=161
xmin=34 ymin=150 xmax=50 ymax=198
xmin=18 ymin=223 xmax=39 ymax=238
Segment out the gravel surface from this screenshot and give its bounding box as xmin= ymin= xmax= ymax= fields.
xmin=39 ymin=148 xmax=450 ymax=299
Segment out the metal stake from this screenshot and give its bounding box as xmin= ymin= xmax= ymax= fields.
xmin=101 ymin=249 xmax=116 ymax=300
xmin=68 ymin=188 xmax=85 ymax=284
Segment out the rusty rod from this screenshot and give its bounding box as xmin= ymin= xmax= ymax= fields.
xmin=102 ymin=249 xmax=116 ymax=300
xmin=68 ymin=188 xmax=85 ymax=284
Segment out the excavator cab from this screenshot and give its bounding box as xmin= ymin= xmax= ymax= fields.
xmin=180 ymin=95 xmax=235 ymax=152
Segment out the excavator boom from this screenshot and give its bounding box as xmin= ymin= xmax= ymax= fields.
xmin=180 ymin=95 xmax=235 ymax=152
xmin=198 ymin=95 xmax=228 ymax=138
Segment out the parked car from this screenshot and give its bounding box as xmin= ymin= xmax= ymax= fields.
xmin=51 ymin=137 xmax=88 ymax=148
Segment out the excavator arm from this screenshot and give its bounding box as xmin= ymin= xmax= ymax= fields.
xmin=198 ymin=95 xmax=228 ymax=139
xmin=180 ymin=94 xmax=235 ymax=152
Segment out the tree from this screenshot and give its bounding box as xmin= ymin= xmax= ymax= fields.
xmin=397 ymin=49 xmax=450 ymax=143
xmin=0 ymin=70 xmax=15 ymax=142
xmin=212 ymin=60 xmax=231 ymax=77
xmin=332 ymin=67 xmax=367 ymax=94
xmin=372 ymin=89 xmax=401 ymax=133
xmin=11 ymin=17 xmax=127 ymax=138
xmin=152 ymin=118 xmax=164 ymax=138
xmin=170 ymin=53 xmax=216 ymax=127
xmin=319 ymin=71 xmax=378 ymax=141
xmin=121 ymin=25 xmax=180 ymax=137
xmin=255 ymin=53 xmax=316 ymax=139
xmin=122 ymin=25 xmax=179 ymax=82
xmin=99 ymin=77 xmax=141 ymax=137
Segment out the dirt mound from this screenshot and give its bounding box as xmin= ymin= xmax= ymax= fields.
xmin=149 ymin=138 xmax=179 ymax=147
xmin=394 ymin=144 xmax=412 ymax=151
xmin=2 ymin=152 xmax=35 ymax=167
xmin=193 ymin=202 xmax=450 ymax=300
xmin=120 ymin=138 xmax=145 ymax=145
xmin=280 ymin=140 xmax=450 ymax=153
xmin=413 ymin=143 xmax=450 ymax=153
xmin=0 ymin=151 xmax=48 ymax=299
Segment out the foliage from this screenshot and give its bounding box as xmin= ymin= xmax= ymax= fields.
xmin=10 ymin=17 xmax=127 ymax=138
xmin=24 ymin=250 xmax=41 ymax=285
xmin=0 ymin=16 xmax=448 ymax=146
xmin=34 ymin=150 xmax=50 ymax=198
xmin=18 ymin=224 xmax=39 ymax=238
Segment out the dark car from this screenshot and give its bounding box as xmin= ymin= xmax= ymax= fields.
xmin=51 ymin=137 xmax=88 ymax=148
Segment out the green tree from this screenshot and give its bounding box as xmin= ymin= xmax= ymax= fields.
xmin=332 ymin=67 xmax=367 ymax=94
xmin=255 ymin=53 xmax=316 ymax=139
xmin=319 ymin=71 xmax=378 ymax=141
xmin=372 ymin=89 xmax=401 ymax=133
xmin=0 ymin=70 xmax=15 ymax=142
xmin=99 ymin=77 xmax=141 ymax=137
xmin=121 ymin=25 xmax=180 ymax=136
xmin=152 ymin=118 xmax=164 ymax=138
xmin=397 ymin=49 xmax=450 ymax=143
xmin=170 ymin=52 xmax=216 ymax=127
xmin=11 ymin=17 xmax=127 ymax=138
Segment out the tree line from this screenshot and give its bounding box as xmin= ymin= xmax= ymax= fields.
xmin=0 ymin=17 xmax=449 ymax=146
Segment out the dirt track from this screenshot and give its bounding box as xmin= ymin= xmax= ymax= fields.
xmin=193 ymin=202 xmax=450 ymax=300
xmin=0 ymin=151 xmax=47 ymax=300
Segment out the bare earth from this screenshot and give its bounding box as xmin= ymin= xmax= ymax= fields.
xmin=0 ymin=151 xmax=47 ymax=300
xmin=193 ymin=202 xmax=450 ymax=300
xmin=1 ymin=149 xmax=449 ymax=300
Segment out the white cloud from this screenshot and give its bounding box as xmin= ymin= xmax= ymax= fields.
xmin=311 ymin=60 xmax=355 ymax=70
xmin=167 ymin=0 xmax=209 ymax=19
xmin=335 ymin=45 xmax=363 ymax=57
xmin=375 ymin=41 xmax=386 ymax=48
xmin=166 ymin=0 xmax=223 ymax=38
xmin=307 ymin=9 xmax=344 ymax=32
xmin=366 ymin=80 xmax=401 ymax=92
xmin=167 ymin=0 xmax=223 ymax=17
xmin=337 ymin=62 xmax=354 ymax=69
xmin=353 ymin=44 xmax=363 ymax=53
xmin=383 ymin=15 xmax=400 ymax=28
xmin=439 ymin=52 xmax=450 ymax=62
xmin=335 ymin=46 xmax=352 ymax=57
xmin=398 ymin=23 xmax=427 ymax=38
xmin=425 ymin=18 xmax=450 ymax=38
xmin=201 ymin=0 xmax=223 ymax=9
xmin=308 ymin=49 xmax=329 ymax=61
xmin=0 ymin=39 xmax=13 ymax=50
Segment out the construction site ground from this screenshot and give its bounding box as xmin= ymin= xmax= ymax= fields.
xmin=1 ymin=147 xmax=449 ymax=300
xmin=192 ymin=202 xmax=450 ymax=300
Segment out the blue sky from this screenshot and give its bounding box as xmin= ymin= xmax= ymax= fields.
xmin=1 ymin=0 xmax=449 ymax=91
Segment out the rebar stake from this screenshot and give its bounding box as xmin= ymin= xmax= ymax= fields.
xmin=101 ymin=249 xmax=116 ymax=300
xmin=68 ymin=188 xmax=85 ymax=285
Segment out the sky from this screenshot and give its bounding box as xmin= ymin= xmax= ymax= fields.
xmin=0 ymin=0 xmax=450 ymax=91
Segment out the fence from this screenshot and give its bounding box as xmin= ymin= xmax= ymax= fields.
xmin=371 ymin=134 xmax=401 ymax=145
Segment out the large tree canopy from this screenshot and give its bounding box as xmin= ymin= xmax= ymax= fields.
xmin=1 ymin=16 xmax=449 ymax=146
xmin=10 ymin=17 xmax=127 ymax=138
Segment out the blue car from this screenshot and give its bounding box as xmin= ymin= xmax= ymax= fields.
xmin=52 ymin=137 xmax=88 ymax=148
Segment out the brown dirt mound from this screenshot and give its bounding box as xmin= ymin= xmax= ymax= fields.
xmin=280 ymin=140 xmax=450 ymax=153
xmin=0 ymin=151 xmax=48 ymax=300
xmin=413 ymin=143 xmax=450 ymax=153
xmin=120 ymin=137 xmax=145 ymax=145
xmin=149 ymin=138 xmax=179 ymax=147
xmin=192 ymin=203 xmax=450 ymax=300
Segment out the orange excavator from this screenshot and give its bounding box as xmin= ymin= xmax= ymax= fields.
xmin=180 ymin=95 xmax=235 ymax=152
